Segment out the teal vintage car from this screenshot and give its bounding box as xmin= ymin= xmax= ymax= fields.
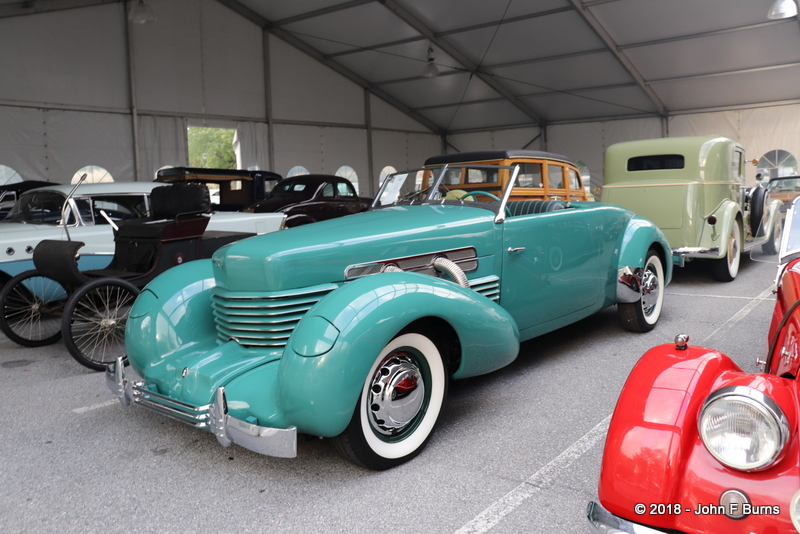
xmin=108 ymin=162 xmax=672 ymax=470
xmin=601 ymin=135 xmax=783 ymax=281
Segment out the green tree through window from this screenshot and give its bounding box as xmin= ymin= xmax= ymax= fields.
xmin=188 ymin=127 xmax=236 ymax=169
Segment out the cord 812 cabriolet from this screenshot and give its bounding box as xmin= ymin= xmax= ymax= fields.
xmin=108 ymin=160 xmax=672 ymax=470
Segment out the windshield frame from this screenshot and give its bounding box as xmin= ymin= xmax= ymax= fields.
xmin=372 ymin=164 xmax=520 ymax=223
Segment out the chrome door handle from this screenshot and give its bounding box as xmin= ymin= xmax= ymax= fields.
xmin=507 ymin=247 xmax=526 ymax=253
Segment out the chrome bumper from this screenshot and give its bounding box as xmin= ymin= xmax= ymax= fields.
xmin=586 ymin=502 xmax=669 ymax=534
xmin=106 ymin=358 xmax=297 ymax=458
xmin=671 ymin=246 xmax=720 ymax=267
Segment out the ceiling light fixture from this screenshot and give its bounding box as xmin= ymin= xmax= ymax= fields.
xmin=129 ymin=0 xmax=156 ymax=24
xmin=422 ymin=47 xmax=439 ymax=78
xmin=768 ymin=0 xmax=798 ymax=19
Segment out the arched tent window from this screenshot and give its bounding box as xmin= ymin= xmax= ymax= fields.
xmin=335 ymin=165 xmax=358 ymax=194
xmin=378 ymin=166 xmax=397 ymax=190
xmin=0 ymin=165 xmax=23 ymax=185
xmin=287 ymin=166 xmax=309 ymax=177
xmin=72 ymin=165 xmax=114 ymax=184
xmin=756 ymin=150 xmax=798 ymax=180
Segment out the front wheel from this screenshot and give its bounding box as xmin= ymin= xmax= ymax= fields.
xmin=62 ymin=278 xmax=139 ymax=371
xmin=0 ymin=270 xmax=67 ymax=346
xmin=618 ymin=250 xmax=665 ymax=332
xmin=711 ymin=222 xmax=741 ymax=282
xmin=332 ymin=332 xmax=447 ymax=470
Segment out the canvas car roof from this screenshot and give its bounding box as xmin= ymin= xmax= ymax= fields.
xmin=424 ymin=150 xmax=576 ymax=167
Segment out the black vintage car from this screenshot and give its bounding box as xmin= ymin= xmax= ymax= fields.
xmin=155 ymin=167 xmax=282 ymax=211
xmin=243 ymin=174 xmax=371 ymax=227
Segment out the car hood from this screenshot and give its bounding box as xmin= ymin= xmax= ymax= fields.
xmin=212 ymin=205 xmax=497 ymax=292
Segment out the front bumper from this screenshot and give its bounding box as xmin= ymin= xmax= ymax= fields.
xmin=586 ymin=502 xmax=670 ymax=534
xmin=106 ymin=358 xmax=297 ymax=458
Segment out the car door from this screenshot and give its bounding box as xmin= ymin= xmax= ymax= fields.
xmin=499 ymin=207 xmax=605 ymax=340
xmin=335 ymin=181 xmax=362 ymax=215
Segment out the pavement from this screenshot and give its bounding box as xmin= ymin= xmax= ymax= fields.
xmin=0 ymin=255 xmax=777 ymax=533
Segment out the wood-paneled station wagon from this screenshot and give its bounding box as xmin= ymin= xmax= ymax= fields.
xmin=424 ymin=149 xmax=591 ymax=202
xmin=601 ymin=135 xmax=782 ymax=282
xmin=588 ymin=193 xmax=800 ymax=533
xmin=108 ymin=162 xmax=670 ymax=470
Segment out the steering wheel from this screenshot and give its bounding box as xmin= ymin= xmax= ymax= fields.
xmin=459 ymin=191 xmax=501 ymax=202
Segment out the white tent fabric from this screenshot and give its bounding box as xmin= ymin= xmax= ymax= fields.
xmin=138 ymin=115 xmax=187 ymax=181
xmin=233 ymin=121 xmax=270 ymax=171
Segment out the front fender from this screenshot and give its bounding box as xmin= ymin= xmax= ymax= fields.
xmin=599 ymin=344 xmax=740 ymax=515
xmin=125 ymin=259 xmax=218 ymax=381
xmin=278 ymin=272 xmax=520 ymax=437
xmin=599 ymin=342 xmax=800 ymax=532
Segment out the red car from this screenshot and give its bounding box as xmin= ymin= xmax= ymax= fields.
xmin=588 ymin=196 xmax=800 ymax=533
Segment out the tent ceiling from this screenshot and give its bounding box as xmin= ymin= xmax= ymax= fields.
xmin=2 ymin=0 xmax=799 ymax=135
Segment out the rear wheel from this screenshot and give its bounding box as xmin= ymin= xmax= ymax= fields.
xmin=332 ymin=332 xmax=447 ymax=470
xmin=62 ymin=278 xmax=139 ymax=371
xmin=0 ymin=270 xmax=67 ymax=346
xmin=711 ymin=222 xmax=741 ymax=282
xmin=618 ymin=250 xmax=664 ymax=332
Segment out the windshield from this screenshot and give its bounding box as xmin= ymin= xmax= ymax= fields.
xmin=373 ymin=165 xmax=515 ymax=210
xmin=3 ymin=191 xmax=74 ymax=224
xmin=751 ymin=189 xmax=798 ymax=264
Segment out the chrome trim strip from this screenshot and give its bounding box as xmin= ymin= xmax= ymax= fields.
xmin=586 ymin=501 xmax=667 ymax=534
xmin=106 ymin=359 xmax=297 ymax=458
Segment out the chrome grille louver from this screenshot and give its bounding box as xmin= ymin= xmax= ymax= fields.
xmin=470 ymin=275 xmax=501 ymax=301
xmin=211 ymin=284 xmax=338 ymax=347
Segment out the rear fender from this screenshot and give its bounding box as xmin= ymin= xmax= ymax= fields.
xmin=616 ymin=217 xmax=673 ymax=302
xmin=278 ymin=272 xmax=520 ymax=437
xmin=700 ymin=199 xmax=740 ymax=255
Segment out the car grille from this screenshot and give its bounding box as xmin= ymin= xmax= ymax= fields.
xmin=211 ymin=284 xmax=339 ymax=348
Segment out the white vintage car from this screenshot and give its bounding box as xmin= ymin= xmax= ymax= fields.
xmin=0 ymin=181 xmax=285 ymax=286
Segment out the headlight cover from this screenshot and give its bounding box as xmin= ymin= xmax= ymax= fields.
xmin=698 ymin=386 xmax=789 ymax=471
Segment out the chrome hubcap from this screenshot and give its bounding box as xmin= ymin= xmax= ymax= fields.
xmin=367 ymin=353 xmax=425 ymax=436
xmin=641 ymin=267 xmax=660 ymax=316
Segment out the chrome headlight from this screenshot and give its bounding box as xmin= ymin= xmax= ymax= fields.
xmin=698 ymin=386 xmax=789 ymax=471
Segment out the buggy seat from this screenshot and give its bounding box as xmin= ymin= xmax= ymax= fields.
xmin=86 ymin=182 xmax=211 ymax=280
xmin=33 ymin=183 xmax=212 ymax=289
